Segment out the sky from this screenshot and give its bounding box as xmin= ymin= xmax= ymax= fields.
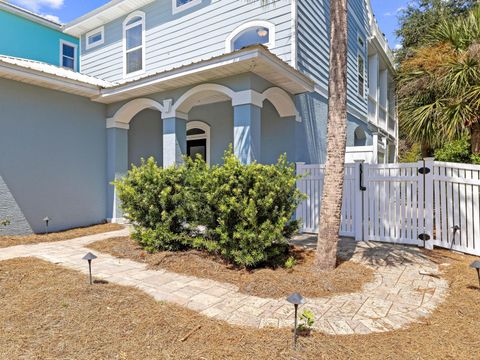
xmin=9 ymin=0 xmax=409 ymax=49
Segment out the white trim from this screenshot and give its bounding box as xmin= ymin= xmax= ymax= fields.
xmin=85 ymin=26 xmax=105 ymax=50
xmin=111 ymin=98 xmax=164 ymax=124
xmin=79 ymin=36 xmax=82 ymax=72
xmin=173 ymin=83 xmax=236 ymax=114
xmin=0 ymin=2 xmax=62 ymax=29
xmin=225 ymin=20 xmax=276 ymax=53
xmin=172 ymin=0 xmax=202 ymax=15
xmin=59 ymin=40 xmax=78 ymax=71
xmin=262 ymin=87 xmax=299 ymax=120
xmin=186 ymin=120 xmax=210 ymax=164
xmin=106 ymin=118 xmax=130 ymax=130
xmin=232 ymin=90 xmax=264 ymax=108
xmin=290 ymin=0 xmax=298 ymax=69
xmin=123 ymin=11 xmax=146 ymax=79
xmin=357 ymin=52 xmax=366 ymax=99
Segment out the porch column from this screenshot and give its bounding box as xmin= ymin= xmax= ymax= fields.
xmin=233 ymin=104 xmax=261 ymax=164
xmin=163 ymin=117 xmax=186 ymax=167
xmin=106 ymin=120 xmax=129 ymax=222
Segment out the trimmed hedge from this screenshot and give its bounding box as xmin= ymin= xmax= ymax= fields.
xmin=115 ymin=151 xmax=304 ymax=268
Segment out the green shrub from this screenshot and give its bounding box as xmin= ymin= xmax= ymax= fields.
xmin=114 ymin=158 xmax=195 ymax=252
xmin=115 ymin=151 xmax=304 ymax=268
xmin=434 ymin=137 xmax=472 ymax=163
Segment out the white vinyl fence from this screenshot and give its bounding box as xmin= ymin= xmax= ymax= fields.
xmin=296 ymin=160 xmax=480 ymax=256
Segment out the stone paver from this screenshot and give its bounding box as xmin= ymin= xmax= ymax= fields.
xmin=0 ymin=228 xmax=449 ymax=335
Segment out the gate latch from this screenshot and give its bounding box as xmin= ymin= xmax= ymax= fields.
xmin=418 ymin=167 xmax=431 ymax=175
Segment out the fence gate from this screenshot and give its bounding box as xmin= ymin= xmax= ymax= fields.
xmin=362 ymin=163 xmax=422 ymax=245
xmin=296 ymin=160 xmax=480 ymax=256
xmin=432 ymin=162 xmax=480 ymax=255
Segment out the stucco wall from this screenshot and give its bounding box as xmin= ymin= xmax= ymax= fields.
xmin=0 ymin=78 xmax=107 ymax=235
xmin=128 ymin=109 xmax=163 ymax=167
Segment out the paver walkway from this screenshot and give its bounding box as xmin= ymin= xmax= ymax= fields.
xmin=0 ymin=228 xmax=449 ymax=335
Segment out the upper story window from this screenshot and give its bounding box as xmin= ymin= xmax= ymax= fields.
xmin=357 ymin=54 xmax=365 ymax=98
xmin=86 ymin=27 xmax=104 ymax=50
xmin=123 ymin=12 xmax=145 ymax=77
xmin=172 ymin=0 xmax=202 ymax=14
xmin=225 ymin=21 xmax=276 ymax=53
xmin=60 ymin=40 xmax=77 ymax=71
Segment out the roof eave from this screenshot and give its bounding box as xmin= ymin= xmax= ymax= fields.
xmin=95 ymin=47 xmax=315 ymax=104
xmin=0 ymin=62 xmax=101 ymax=98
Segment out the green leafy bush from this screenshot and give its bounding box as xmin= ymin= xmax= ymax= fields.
xmin=114 ymin=158 xmax=195 ymax=252
xmin=115 ymin=151 xmax=304 ymax=268
xmin=434 ymin=137 xmax=480 ymax=165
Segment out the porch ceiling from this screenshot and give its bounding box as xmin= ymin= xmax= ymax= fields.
xmin=94 ymin=46 xmax=315 ymax=104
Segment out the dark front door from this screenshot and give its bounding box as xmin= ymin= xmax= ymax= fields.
xmin=187 ymin=139 xmax=207 ymax=161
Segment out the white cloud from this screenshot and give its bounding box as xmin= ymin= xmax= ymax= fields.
xmin=394 ymin=44 xmax=403 ymax=50
xmin=9 ymin=0 xmax=64 ymax=12
xmin=43 ymin=14 xmax=61 ymax=23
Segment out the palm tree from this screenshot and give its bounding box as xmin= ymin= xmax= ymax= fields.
xmin=315 ymin=0 xmax=349 ymax=270
xmin=399 ymin=6 xmax=480 ymax=155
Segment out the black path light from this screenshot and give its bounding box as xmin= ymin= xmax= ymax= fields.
xmin=287 ymin=292 xmax=306 ymax=350
xmin=43 ymin=217 xmax=50 ymax=235
xmin=470 ymin=261 xmax=480 ymax=288
xmin=83 ymin=252 xmax=97 ymax=285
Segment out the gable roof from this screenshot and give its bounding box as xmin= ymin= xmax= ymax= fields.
xmin=0 ymin=1 xmax=62 ymax=29
xmin=64 ymin=0 xmax=155 ymax=37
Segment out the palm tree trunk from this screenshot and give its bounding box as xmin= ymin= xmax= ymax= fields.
xmin=315 ymin=0 xmax=349 ymax=271
xmin=471 ymin=122 xmax=480 ymax=155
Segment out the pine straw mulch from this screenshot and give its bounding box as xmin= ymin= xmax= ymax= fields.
xmin=0 ymin=223 xmax=124 ymax=248
xmin=88 ymin=236 xmax=373 ymax=299
xmin=1 ymin=251 xmax=479 ymax=360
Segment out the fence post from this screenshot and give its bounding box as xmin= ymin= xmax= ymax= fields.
xmin=296 ymin=162 xmax=306 ymax=234
xmin=354 ymin=162 xmax=364 ymax=241
xmin=424 ymin=158 xmax=435 ymax=250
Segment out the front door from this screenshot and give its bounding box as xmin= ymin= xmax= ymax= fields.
xmin=187 ymin=139 xmax=207 ymax=161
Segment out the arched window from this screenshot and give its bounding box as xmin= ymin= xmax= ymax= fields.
xmin=225 ymin=21 xmax=275 ymax=53
xmin=186 ymin=121 xmax=211 ymax=164
xmin=123 ymin=12 xmax=145 ymax=77
xmin=354 ymin=126 xmax=367 ymax=146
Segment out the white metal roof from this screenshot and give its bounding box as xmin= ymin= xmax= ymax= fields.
xmin=64 ymin=0 xmax=155 ymax=37
xmin=0 ymin=55 xmax=112 ymax=87
xmin=0 ymin=47 xmax=314 ymax=102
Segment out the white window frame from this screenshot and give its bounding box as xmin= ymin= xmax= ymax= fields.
xmin=86 ymin=26 xmax=105 ymax=50
xmin=357 ymin=53 xmax=366 ymax=98
xmin=123 ymin=11 xmax=146 ymax=79
xmin=172 ymin=0 xmax=202 ymax=15
xmin=225 ymin=20 xmax=276 ymax=53
xmin=59 ymin=40 xmax=78 ymax=71
xmin=186 ymin=121 xmax=210 ymax=165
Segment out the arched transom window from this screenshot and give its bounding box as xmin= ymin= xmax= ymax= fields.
xmin=226 ymin=21 xmax=275 ymax=53
xmin=123 ymin=12 xmax=145 ymax=77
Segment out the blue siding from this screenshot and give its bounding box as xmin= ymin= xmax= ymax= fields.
xmin=297 ymin=0 xmax=369 ymax=120
xmin=0 ymin=9 xmax=79 ymax=68
xmin=80 ymin=0 xmax=293 ymax=82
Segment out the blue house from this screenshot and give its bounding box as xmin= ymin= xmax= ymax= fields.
xmin=0 ymin=0 xmax=397 ymax=235
xmin=0 ymin=1 xmax=79 ymax=70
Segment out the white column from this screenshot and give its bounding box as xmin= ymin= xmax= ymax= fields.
xmin=106 ymin=119 xmax=129 ymax=222
xmin=163 ymin=117 xmax=187 ymax=167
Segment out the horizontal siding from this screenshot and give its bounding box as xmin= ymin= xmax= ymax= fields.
xmin=297 ymin=0 xmax=369 ymax=119
xmin=81 ymin=0 xmax=293 ymax=82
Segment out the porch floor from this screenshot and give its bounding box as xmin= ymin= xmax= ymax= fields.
xmin=0 ymin=229 xmax=448 ymax=335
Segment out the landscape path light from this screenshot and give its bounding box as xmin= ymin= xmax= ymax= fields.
xmin=470 ymin=260 xmax=480 ymax=288
xmin=286 ymin=292 xmax=305 ymax=350
xmin=43 ymin=217 xmax=50 ymax=235
xmin=82 ymin=252 xmax=97 ymax=285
